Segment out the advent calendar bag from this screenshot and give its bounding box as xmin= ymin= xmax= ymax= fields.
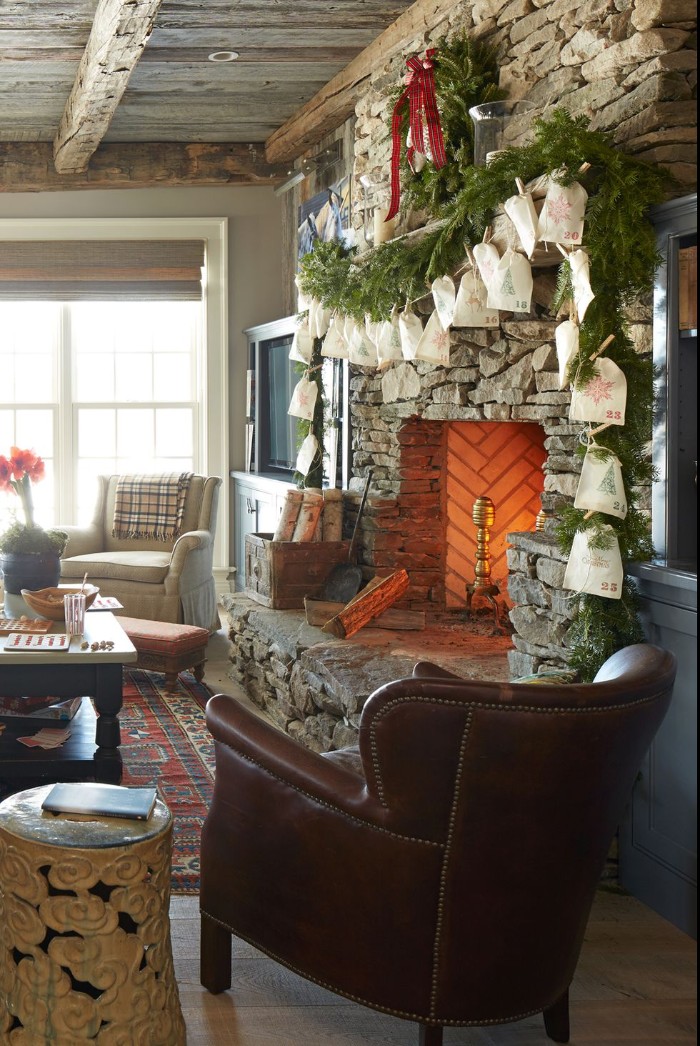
xmin=453 ymin=270 xmax=499 ymax=328
xmin=414 ymin=309 xmax=451 ymax=365
xmin=309 ymin=299 xmax=332 ymax=339
xmin=569 ymin=357 xmax=627 ymax=426
xmin=288 ymin=373 xmax=318 ymax=420
xmin=555 ymin=319 xmax=579 ymax=389
xmin=487 ymin=249 xmax=533 ymax=313
xmin=504 ymin=188 xmax=539 ymax=258
xmin=538 ymin=178 xmax=588 ymax=246
xmin=376 ymin=312 xmax=403 ymax=367
xmin=398 ymin=310 xmax=424 ymax=360
xmin=574 ymin=444 xmax=628 ymax=519
xmin=472 ymin=241 xmax=500 ymax=291
xmin=569 ymin=249 xmax=595 ymax=320
xmin=563 ymin=526 xmax=623 ymax=600
xmin=431 ymin=275 xmax=456 ymax=330
xmin=347 ymin=319 xmax=378 ymax=367
xmin=296 ymin=432 xmax=320 ymax=477
xmin=321 ymin=314 xmax=349 ymax=359
xmin=289 ymin=319 xmax=313 ymax=364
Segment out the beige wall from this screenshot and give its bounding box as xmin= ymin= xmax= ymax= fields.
xmin=0 ymin=185 xmax=285 ymax=569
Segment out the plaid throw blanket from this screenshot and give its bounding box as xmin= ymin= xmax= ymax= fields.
xmin=112 ymin=473 xmax=193 ymax=542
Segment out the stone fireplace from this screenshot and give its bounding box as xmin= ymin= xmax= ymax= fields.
xmin=348 ymin=315 xmax=585 ymax=675
xmin=224 ymin=312 xmax=608 ymax=749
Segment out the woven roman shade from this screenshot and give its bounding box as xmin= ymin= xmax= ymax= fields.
xmin=0 ymin=240 xmax=205 ymax=300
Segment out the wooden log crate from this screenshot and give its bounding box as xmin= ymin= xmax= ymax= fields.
xmin=244 ymin=533 xmax=353 ymax=610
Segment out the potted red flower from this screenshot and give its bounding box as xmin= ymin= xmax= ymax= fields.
xmin=0 ymin=448 xmax=68 ymax=612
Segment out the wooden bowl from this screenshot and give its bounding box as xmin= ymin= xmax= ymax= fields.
xmin=20 ymin=584 xmax=100 ymax=620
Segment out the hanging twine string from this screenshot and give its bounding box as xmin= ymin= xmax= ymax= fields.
xmin=387 ymin=49 xmax=447 ymax=221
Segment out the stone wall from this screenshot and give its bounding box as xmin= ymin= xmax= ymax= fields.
xmin=353 ymin=0 xmax=696 ymax=206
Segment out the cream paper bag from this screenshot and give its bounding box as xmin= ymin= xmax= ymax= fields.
xmin=472 ymin=241 xmax=501 ymax=292
xmin=365 ymin=315 xmax=381 ymax=351
xmin=563 ymin=526 xmax=623 ymax=600
xmin=296 ymin=432 xmax=321 ymax=477
xmin=453 ymin=269 xmax=499 ymax=328
xmin=555 ymin=320 xmax=579 ymax=389
xmin=288 ymin=373 xmax=318 ymax=420
xmin=504 ymin=189 xmax=539 ymax=259
xmin=569 ymin=249 xmax=595 ymax=320
xmin=398 ymin=310 xmax=424 ymax=360
xmin=310 ymin=300 xmax=332 ymax=339
xmin=376 ymin=311 xmax=404 ymax=367
xmin=487 ymin=249 xmax=533 ymax=313
xmin=538 ymin=178 xmax=588 ymax=247
xmin=321 ymin=314 xmax=349 ymax=359
xmin=347 ymin=319 xmax=379 ymax=367
xmin=574 ymin=444 xmax=628 ymax=519
xmin=431 ymin=275 xmax=456 ymax=330
xmin=414 ymin=308 xmax=451 ymax=365
xmin=569 ymin=357 xmax=627 ymax=426
xmin=289 ymin=319 xmax=314 ymax=364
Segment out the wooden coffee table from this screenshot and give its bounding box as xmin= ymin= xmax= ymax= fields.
xmin=0 ymin=612 xmax=136 ymax=788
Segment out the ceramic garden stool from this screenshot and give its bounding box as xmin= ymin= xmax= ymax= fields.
xmin=0 ymin=784 xmax=186 ymax=1046
xmin=118 ymin=616 xmax=209 ymax=690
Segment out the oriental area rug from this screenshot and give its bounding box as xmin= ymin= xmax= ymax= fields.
xmin=120 ymin=667 xmax=215 ymax=895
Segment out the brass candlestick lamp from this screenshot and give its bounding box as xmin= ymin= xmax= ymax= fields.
xmin=465 ymin=495 xmax=501 ymax=627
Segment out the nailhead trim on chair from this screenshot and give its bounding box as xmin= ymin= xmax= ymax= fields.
xmin=429 ymin=712 xmax=473 ymax=1019
xmin=216 ymin=738 xmax=444 ymax=848
xmin=366 ymin=691 xmax=663 ymax=807
xmin=200 ymin=909 xmax=544 ymax=1028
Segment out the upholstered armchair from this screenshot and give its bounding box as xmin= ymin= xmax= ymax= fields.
xmin=199 ymin=644 xmax=676 ymax=1045
xmin=59 ymin=474 xmax=221 ymax=630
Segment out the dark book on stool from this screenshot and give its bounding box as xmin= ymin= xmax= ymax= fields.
xmin=42 ymin=783 xmax=158 ymax=821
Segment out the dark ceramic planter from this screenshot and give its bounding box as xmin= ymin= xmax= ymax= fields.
xmin=0 ymin=551 xmax=61 ymax=595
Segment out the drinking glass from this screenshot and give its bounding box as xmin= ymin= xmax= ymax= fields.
xmin=64 ymin=593 xmax=87 ymax=637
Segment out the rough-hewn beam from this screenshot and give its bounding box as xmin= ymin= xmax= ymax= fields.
xmin=0 ymin=142 xmax=287 ymax=193
xmin=264 ymin=0 xmax=459 ymax=163
xmin=53 ymin=0 xmax=164 ymax=175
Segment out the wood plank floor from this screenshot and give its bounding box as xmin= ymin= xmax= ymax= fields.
xmin=187 ymin=620 xmax=697 ymax=1045
xmin=170 ymin=891 xmax=696 ymax=1046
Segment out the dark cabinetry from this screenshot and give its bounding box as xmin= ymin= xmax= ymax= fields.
xmin=620 ymin=195 xmax=697 ymax=939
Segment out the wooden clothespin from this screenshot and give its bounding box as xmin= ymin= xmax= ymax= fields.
xmin=515 ymin=177 xmax=527 ymax=195
xmin=556 ymin=243 xmax=571 ymax=260
xmin=589 ymin=421 xmax=614 ymax=437
xmin=578 ymin=162 xmax=591 ymax=174
xmin=482 ymin=225 xmax=492 ymax=244
xmin=583 ymin=509 xmax=596 ymax=520
xmin=589 ymin=334 xmax=615 ymax=361
xmin=465 ymin=245 xmax=476 ymax=268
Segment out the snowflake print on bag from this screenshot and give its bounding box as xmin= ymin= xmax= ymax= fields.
xmin=546 ymin=192 xmax=573 ymax=226
xmin=584 ymin=374 xmax=616 ymax=405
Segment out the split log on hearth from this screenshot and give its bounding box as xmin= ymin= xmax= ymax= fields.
xmin=321 ymin=569 xmax=410 ymax=639
xmin=304 ymin=596 xmax=424 ymax=631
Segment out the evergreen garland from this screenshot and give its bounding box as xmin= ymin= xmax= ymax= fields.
xmin=297 ymin=104 xmax=671 ymax=680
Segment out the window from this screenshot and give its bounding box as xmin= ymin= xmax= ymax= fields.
xmin=0 ymin=217 xmax=228 ymax=582
xmin=0 ymin=299 xmax=202 ymax=529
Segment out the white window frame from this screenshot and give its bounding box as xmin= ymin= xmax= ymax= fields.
xmin=0 ymin=217 xmax=229 ymax=587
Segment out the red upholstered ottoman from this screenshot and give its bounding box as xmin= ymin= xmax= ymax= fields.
xmin=118 ymin=617 xmax=209 ymax=690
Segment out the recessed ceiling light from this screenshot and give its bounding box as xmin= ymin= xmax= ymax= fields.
xmin=208 ymin=50 xmax=239 ymax=62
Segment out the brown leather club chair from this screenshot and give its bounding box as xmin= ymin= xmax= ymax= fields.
xmin=199 ymin=643 xmax=676 ymax=1045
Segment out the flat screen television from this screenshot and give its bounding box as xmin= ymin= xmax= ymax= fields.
xmin=246 ymin=317 xmax=349 ymax=486
xmin=257 ymin=332 xmax=300 ymax=473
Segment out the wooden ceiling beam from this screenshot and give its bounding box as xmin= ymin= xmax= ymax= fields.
xmin=0 ymin=142 xmax=288 ymax=193
xmin=264 ymin=0 xmax=459 ymax=164
xmin=53 ymin=0 xmax=165 ymax=175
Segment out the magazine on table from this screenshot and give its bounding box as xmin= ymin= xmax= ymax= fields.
xmin=42 ymin=783 xmax=158 ymax=821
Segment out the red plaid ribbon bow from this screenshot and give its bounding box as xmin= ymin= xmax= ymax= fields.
xmin=386 ymin=49 xmax=447 ymax=222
